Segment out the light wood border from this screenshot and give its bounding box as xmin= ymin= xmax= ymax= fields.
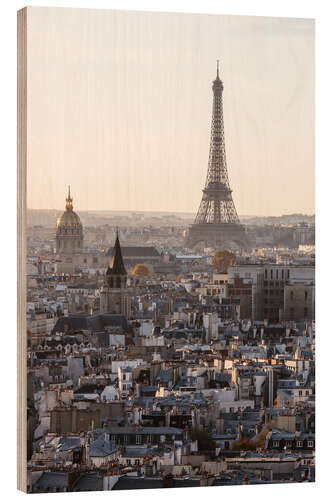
xmin=17 ymin=7 xmax=27 ymax=493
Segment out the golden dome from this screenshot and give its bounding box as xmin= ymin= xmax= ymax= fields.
xmin=56 ymin=186 xmax=83 ymax=232
xmin=56 ymin=209 xmax=82 ymax=229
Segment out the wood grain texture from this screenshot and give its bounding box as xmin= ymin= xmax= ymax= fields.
xmin=17 ymin=7 xmax=27 ymax=493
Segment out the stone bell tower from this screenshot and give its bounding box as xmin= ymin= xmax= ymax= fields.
xmin=100 ymin=230 xmax=131 ymax=317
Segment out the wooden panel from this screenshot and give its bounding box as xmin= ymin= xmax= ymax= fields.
xmin=17 ymin=6 xmax=27 ymax=493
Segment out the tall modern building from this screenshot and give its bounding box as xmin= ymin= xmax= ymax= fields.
xmin=186 ymin=63 xmax=248 ymax=249
xmin=100 ymin=231 xmax=131 ymax=317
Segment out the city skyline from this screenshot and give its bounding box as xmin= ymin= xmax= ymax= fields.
xmin=19 ymin=7 xmax=316 ymax=493
xmin=27 ymin=8 xmax=314 ymax=216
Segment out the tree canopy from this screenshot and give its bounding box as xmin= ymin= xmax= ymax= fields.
xmin=211 ymin=249 xmax=236 ymax=272
xmin=132 ymin=264 xmax=152 ymax=277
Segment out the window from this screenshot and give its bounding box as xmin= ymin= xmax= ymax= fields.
xmin=126 ymin=459 xmax=131 ymax=465
xmin=305 ymin=291 xmax=308 ymax=301
xmin=307 ymin=441 xmax=314 ymax=448
xmin=273 ymin=441 xmax=279 ymax=448
xmin=299 ymin=390 xmax=302 ymax=396
xmin=285 ymin=440 xmax=292 ymax=447
xmin=136 ymin=435 xmax=142 ymax=444
xmin=271 ymin=270 xmax=273 ymax=280
xmin=297 ymin=441 xmax=303 ymax=448
xmin=276 ymin=270 xmax=278 ymax=279
xmin=287 ymin=269 xmax=290 ymax=279
xmin=265 ymin=269 xmax=267 ymax=279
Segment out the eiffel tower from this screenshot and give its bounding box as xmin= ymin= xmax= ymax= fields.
xmin=186 ymin=62 xmax=248 ymax=249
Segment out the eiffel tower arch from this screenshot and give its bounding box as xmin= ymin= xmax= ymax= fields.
xmin=186 ymin=62 xmax=249 ymax=250
xmin=185 ymin=223 xmax=248 ymax=250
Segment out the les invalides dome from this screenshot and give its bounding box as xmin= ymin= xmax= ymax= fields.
xmin=55 ymin=186 xmax=83 ymax=254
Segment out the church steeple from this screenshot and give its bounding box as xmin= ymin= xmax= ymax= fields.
xmin=106 ymin=229 xmax=127 ymax=278
xmin=101 ymin=229 xmax=130 ymax=314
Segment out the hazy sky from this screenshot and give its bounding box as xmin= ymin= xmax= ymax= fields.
xmin=27 ymin=7 xmax=314 ymax=216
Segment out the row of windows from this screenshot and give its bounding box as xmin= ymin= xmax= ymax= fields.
xmin=264 ymin=281 xmax=285 ymax=287
xmin=264 ymin=299 xmax=282 ymax=305
xmin=58 ymin=240 xmax=81 ymax=249
xmin=111 ymin=434 xmax=155 ymax=445
xmin=265 ymin=269 xmax=290 ymax=280
xmin=298 ymin=389 xmax=310 ymax=396
xmin=264 ymin=307 xmax=280 ymax=315
xmin=289 ymin=307 xmax=309 ymax=318
xmin=272 ymin=440 xmax=314 ymax=448
xmin=290 ymin=291 xmax=309 ymax=301
xmin=126 ymin=459 xmax=141 ymax=466
xmin=265 ymin=289 xmax=284 ymax=296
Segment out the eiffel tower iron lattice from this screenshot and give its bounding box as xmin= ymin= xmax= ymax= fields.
xmin=186 ymin=62 xmax=248 ymax=249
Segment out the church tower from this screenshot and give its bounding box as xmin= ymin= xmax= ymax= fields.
xmin=100 ymin=231 xmax=131 ymax=317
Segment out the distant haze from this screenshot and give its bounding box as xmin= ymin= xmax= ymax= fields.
xmin=27 ymin=7 xmax=314 ymax=217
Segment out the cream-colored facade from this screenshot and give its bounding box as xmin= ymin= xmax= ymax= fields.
xmin=54 ymin=187 xmax=84 ymax=274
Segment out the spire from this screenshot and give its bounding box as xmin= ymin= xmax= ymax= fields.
xmin=65 ymin=185 xmax=73 ymax=211
xmin=213 ymin=60 xmax=223 ymax=91
xmin=107 ymin=230 xmax=127 ymax=276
